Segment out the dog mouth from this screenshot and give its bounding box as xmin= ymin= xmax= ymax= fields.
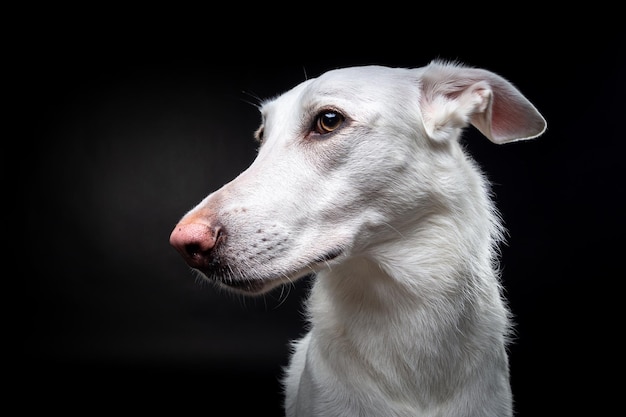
xmin=208 ymin=247 xmax=344 ymax=295
xmin=311 ymin=247 xmax=344 ymax=264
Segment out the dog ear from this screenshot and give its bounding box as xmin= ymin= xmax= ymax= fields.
xmin=419 ymin=61 xmax=547 ymax=144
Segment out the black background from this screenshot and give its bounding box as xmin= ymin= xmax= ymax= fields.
xmin=15 ymin=12 xmax=624 ymax=417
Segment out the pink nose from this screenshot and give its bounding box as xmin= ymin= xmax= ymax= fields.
xmin=169 ymin=222 xmax=222 ymax=269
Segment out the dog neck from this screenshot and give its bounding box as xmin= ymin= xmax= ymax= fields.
xmin=303 ymin=199 xmax=512 ymax=402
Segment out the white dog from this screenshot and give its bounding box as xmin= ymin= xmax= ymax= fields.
xmin=170 ymin=60 xmax=546 ymax=417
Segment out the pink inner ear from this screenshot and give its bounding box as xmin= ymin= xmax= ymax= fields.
xmin=420 ymin=61 xmax=546 ymax=144
xmin=487 ymin=91 xmax=547 ymax=144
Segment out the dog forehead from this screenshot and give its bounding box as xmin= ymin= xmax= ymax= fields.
xmin=308 ymin=65 xmax=417 ymax=101
xmin=261 ymin=65 xmax=419 ymax=117
xmin=317 ymin=65 xmax=410 ymax=83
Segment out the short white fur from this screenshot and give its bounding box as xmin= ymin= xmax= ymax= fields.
xmin=169 ymin=60 xmax=547 ymax=417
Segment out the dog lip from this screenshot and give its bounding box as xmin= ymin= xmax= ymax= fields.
xmin=313 ymin=248 xmax=344 ymax=264
xmin=206 ymin=248 xmax=344 ymax=294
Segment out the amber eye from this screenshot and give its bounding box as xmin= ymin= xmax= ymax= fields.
xmin=314 ymin=110 xmax=345 ymax=134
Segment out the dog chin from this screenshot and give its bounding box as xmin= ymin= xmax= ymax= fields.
xmin=217 ymin=275 xmax=292 ymax=295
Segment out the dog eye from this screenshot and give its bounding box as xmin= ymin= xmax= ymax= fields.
xmin=314 ymin=110 xmax=345 ymax=134
xmin=254 ymin=126 xmax=264 ymax=143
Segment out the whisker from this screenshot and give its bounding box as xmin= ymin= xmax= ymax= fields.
xmin=240 ymin=90 xmax=263 ymax=109
xmin=273 ymin=281 xmax=291 ymax=310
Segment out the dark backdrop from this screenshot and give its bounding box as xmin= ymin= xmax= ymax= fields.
xmin=16 ymin=17 xmax=624 ymax=416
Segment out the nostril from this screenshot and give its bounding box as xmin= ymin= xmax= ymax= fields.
xmin=185 ymin=243 xmax=203 ymax=258
xmin=169 ymin=222 xmax=224 ymax=268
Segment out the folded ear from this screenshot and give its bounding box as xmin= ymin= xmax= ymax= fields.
xmin=419 ymin=61 xmax=547 ymax=144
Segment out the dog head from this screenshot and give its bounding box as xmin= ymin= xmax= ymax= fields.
xmin=170 ymin=61 xmax=546 ymax=294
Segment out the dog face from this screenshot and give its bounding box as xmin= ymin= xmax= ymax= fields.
xmin=169 ymin=63 xmax=546 ymax=295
